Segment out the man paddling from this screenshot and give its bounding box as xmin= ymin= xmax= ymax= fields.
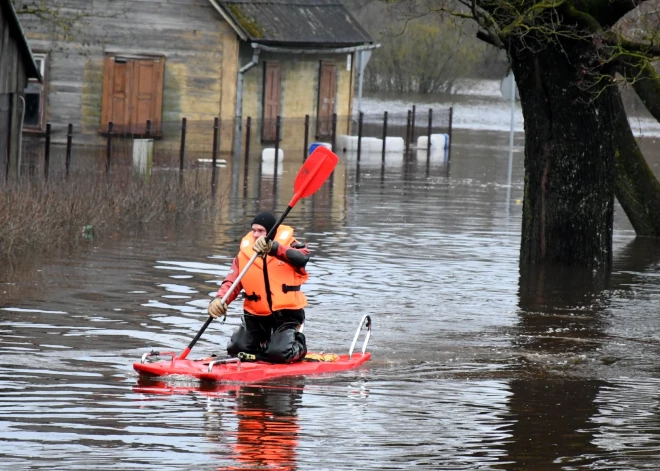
xmin=208 ymin=211 xmax=310 ymax=363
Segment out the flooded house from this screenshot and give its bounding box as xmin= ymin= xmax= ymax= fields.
xmin=0 ymin=1 xmax=41 ymax=180
xmin=17 ymin=0 xmax=375 ymax=159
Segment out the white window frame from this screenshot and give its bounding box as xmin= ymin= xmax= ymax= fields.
xmin=23 ymin=52 xmax=47 ymax=132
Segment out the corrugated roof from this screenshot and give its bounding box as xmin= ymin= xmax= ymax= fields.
xmin=216 ymin=0 xmax=373 ymax=46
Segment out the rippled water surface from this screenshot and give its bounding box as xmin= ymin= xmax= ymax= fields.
xmin=2 ymin=126 xmax=660 ymax=470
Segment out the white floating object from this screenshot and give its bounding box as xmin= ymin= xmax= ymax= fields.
xmin=417 ymin=134 xmax=450 ymax=152
xmin=364 ymin=137 xmax=384 ymax=153
xmin=336 ymin=135 xmax=383 ymax=153
xmin=336 ymin=135 xmax=355 ymax=152
xmin=262 ymin=148 xmax=284 ymax=162
xmin=383 ymin=136 xmax=404 ymax=153
xmin=132 ymin=139 xmax=153 ymax=175
xmin=416 ymin=147 xmax=448 ymax=162
xmin=197 ymin=158 xmax=227 ymax=167
xmin=261 ymin=160 xmax=283 ymax=175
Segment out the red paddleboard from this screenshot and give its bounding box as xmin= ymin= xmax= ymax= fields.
xmin=133 ymin=352 xmax=371 ymax=383
xmin=133 ymin=315 xmax=372 ymax=383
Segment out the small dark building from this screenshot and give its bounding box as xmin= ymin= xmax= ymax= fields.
xmin=0 ymin=1 xmax=41 ymax=180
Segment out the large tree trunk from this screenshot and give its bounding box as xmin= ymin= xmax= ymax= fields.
xmin=511 ymin=36 xmax=616 ymax=268
xmin=615 ymin=59 xmax=660 ymax=236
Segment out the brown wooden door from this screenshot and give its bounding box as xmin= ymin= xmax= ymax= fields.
xmin=317 ymin=62 xmax=337 ymax=138
xmin=103 ymin=58 xmax=131 ymax=133
xmin=131 ymin=59 xmax=164 ymax=135
xmin=262 ymin=62 xmax=281 ymax=142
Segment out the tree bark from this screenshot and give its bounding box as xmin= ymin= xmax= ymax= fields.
xmin=511 ymin=35 xmax=616 ymax=268
xmin=612 ymin=91 xmax=660 ymax=236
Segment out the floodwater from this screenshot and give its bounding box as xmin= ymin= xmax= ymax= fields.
xmin=2 ymin=89 xmax=660 ymax=470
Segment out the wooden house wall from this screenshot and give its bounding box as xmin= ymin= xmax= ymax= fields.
xmin=0 ymin=5 xmax=29 ymax=177
xmin=242 ymin=51 xmax=355 ymax=151
xmin=20 ymin=0 xmax=238 ymax=151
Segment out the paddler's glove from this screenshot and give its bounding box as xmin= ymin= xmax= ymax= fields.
xmin=253 ymin=236 xmax=273 ymax=257
xmin=208 ymin=298 xmax=228 ymax=319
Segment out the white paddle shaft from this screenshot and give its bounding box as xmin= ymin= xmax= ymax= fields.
xmin=219 ymin=251 xmax=260 ymax=306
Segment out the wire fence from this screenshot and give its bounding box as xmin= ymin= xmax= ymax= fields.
xmin=7 ymin=107 xmax=453 ymax=185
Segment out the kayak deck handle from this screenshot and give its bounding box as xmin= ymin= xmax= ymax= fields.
xmin=141 ymin=351 xmax=176 ymax=365
xmin=348 ymin=315 xmax=372 ymax=360
xmin=208 ymin=357 xmax=241 ymax=373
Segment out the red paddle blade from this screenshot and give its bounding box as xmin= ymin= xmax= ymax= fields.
xmin=291 ymin=147 xmax=339 ymax=205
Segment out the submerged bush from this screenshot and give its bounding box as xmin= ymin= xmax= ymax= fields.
xmin=0 ymin=169 xmax=220 ymax=260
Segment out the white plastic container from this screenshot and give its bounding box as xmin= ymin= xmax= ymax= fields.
xmin=261 ymin=160 xmax=284 ymax=175
xmin=417 ymin=134 xmax=450 ymax=152
xmin=337 ymin=135 xmax=384 ymax=153
xmin=383 ymin=136 xmax=405 ymax=153
xmin=416 ymin=147 xmax=448 ymax=162
xmin=262 ymin=148 xmax=284 ymax=162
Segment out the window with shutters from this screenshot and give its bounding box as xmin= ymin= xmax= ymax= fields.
xmin=101 ymin=54 xmax=164 ymax=136
xmin=23 ymin=53 xmax=47 ymax=132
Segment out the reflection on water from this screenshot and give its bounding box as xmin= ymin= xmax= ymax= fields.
xmin=2 ymin=128 xmax=660 ymax=469
xmin=135 ymin=379 xmax=303 ymax=471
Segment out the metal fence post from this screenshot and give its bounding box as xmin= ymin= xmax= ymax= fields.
xmin=178 ymin=118 xmax=187 ymax=185
xmin=179 ymin=117 xmax=187 ymax=172
xmin=106 ymin=122 xmax=113 ymax=176
xmin=411 ymin=105 xmax=416 ymax=145
xmin=244 ymin=116 xmax=251 ymax=192
xmin=303 ymin=114 xmax=309 ymax=161
xmin=405 ymin=110 xmax=411 ymax=158
xmin=274 ymin=115 xmax=281 ymax=176
xmin=427 ymin=108 xmax=433 ymax=164
xmin=211 ymin=117 xmax=219 ymax=194
xmin=448 ymin=107 xmax=454 ymax=163
xmin=65 ymin=123 xmax=73 ymax=178
xmin=331 ymin=112 xmax=337 ymax=152
xmin=381 ymin=111 xmax=387 ymax=163
xmin=357 ymin=111 xmax=364 ymax=163
xmin=43 ymin=123 xmax=51 ymax=181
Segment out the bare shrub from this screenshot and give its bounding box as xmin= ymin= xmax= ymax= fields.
xmin=0 ymin=169 xmax=219 ymax=260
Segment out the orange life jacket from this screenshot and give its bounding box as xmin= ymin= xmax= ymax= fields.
xmin=237 ymin=225 xmax=308 ymax=315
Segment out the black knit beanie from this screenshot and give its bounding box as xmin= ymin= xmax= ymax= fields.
xmin=251 ymin=211 xmax=277 ymax=234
